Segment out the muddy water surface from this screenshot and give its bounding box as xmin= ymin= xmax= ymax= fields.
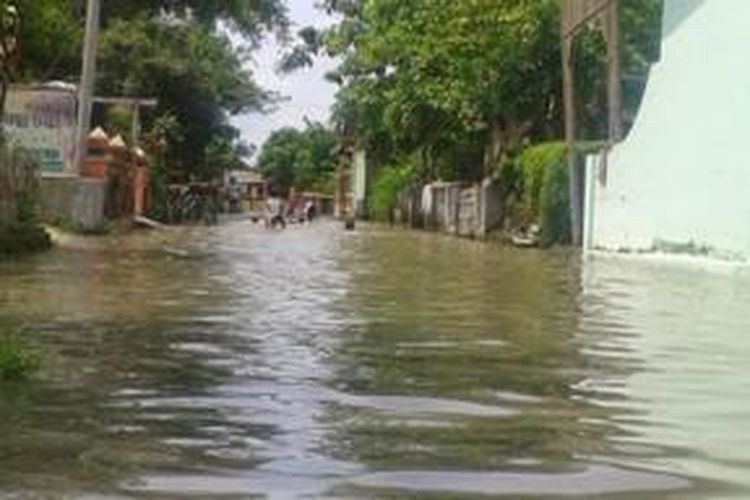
xmin=1 ymin=221 xmax=749 ymax=499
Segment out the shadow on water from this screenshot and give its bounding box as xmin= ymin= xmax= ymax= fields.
xmin=0 ymin=222 xmax=746 ymax=498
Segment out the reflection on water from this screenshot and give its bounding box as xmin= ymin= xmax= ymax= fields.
xmin=0 ymin=222 xmax=748 ymax=498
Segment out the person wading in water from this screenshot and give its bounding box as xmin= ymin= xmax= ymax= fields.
xmin=265 ymin=190 xmax=286 ymax=229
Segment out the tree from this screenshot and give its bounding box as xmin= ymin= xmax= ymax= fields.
xmin=287 ymin=0 xmax=562 ymax=179
xmin=16 ymin=0 xmax=80 ymax=82
xmin=100 ymin=0 xmax=289 ymax=45
xmin=15 ymin=0 xmax=289 ymax=182
xmin=288 ymin=0 xmax=663 ymax=183
xmin=95 ymin=18 xmax=272 ymax=178
xmin=257 ymin=122 xmax=338 ymax=195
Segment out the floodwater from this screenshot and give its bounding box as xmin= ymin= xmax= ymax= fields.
xmin=1 ymin=220 xmax=750 ymax=499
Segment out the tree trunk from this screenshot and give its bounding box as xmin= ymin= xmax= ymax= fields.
xmin=483 ymin=120 xmax=504 ymax=179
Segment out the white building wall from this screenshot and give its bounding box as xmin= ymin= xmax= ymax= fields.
xmin=587 ymin=0 xmax=750 ymax=260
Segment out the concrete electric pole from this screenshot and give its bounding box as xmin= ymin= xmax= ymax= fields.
xmin=73 ymin=0 xmax=101 ymax=174
xmin=560 ymin=0 xmax=622 ymax=246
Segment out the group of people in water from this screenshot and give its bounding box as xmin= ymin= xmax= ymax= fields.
xmin=264 ymin=194 xmax=317 ymax=230
xmin=226 ymin=177 xmax=319 ymax=230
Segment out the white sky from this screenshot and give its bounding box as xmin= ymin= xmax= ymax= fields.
xmin=232 ymin=1 xmax=338 ymax=159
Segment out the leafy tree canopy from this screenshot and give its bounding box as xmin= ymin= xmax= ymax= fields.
xmin=287 ymin=0 xmax=663 ymax=181
xmin=257 ymin=122 xmax=338 ymax=195
xmin=17 ymin=0 xmax=80 ymax=81
xmin=100 ymin=0 xmax=289 ymax=45
xmin=15 ymin=0 xmax=289 ymax=181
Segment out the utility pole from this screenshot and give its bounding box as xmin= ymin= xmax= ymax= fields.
xmin=561 ymin=34 xmax=581 ymax=246
xmin=73 ymin=0 xmax=101 ymax=174
xmin=605 ymin=0 xmax=623 ymax=142
xmin=560 ymin=0 xmax=622 ymax=246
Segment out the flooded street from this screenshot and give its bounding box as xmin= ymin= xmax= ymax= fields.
xmin=1 ymin=221 xmax=750 ymax=498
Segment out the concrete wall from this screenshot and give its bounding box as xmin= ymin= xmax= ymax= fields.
xmin=417 ymin=179 xmax=503 ymax=238
xmin=586 ymin=0 xmax=750 ymax=260
xmin=479 ymin=178 xmax=504 ymax=238
xmin=457 ymin=186 xmax=479 ymax=237
xmin=40 ymin=174 xmax=106 ymax=230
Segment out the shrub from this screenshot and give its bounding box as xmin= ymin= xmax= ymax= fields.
xmin=368 ymin=155 xmax=419 ymax=221
xmin=0 ymin=222 xmax=52 ymax=255
xmin=538 ymin=150 xmax=571 ymax=246
xmin=503 ymin=141 xmax=570 ymax=245
xmin=0 ymin=333 xmax=41 ymax=382
xmin=0 ymin=139 xmax=53 ymax=255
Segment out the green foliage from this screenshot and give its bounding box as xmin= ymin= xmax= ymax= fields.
xmin=142 ymin=113 xmax=181 ymax=221
xmin=0 ymin=222 xmax=51 ymax=255
xmin=538 ymin=150 xmax=570 ymax=246
xmin=204 ymin=137 xmax=237 ymax=178
xmin=17 ymin=0 xmax=288 ymax=181
xmin=96 ymin=18 xmax=269 ymax=179
xmin=368 ymin=155 xmax=418 ymax=221
xmin=290 ymin=0 xmax=663 ymax=194
xmin=0 ymin=142 xmax=50 ymax=255
xmin=104 ymin=105 xmax=134 ymax=142
xmin=0 ymin=332 xmax=40 ymax=382
xmin=101 ymin=0 xmax=289 ymax=45
xmin=257 ymin=123 xmax=337 ymax=195
xmin=515 ymin=143 xmax=567 ymax=220
xmin=504 ymin=142 xmax=569 ymax=246
xmin=17 ymin=0 xmax=80 ymax=81
xmin=296 ymin=0 xmax=564 ymax=177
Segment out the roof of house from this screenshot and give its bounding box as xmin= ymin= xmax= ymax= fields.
xmin=227 ymin=169 xmax=264 ymax=184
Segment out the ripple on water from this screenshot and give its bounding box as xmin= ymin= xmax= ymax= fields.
xmin=349 ymin=464 xmax=692 ymax=497
xmin=127 ymin=463 xmax=692 ymax=498
xmin=2 ymin=221 xmax=750 ymax=499
xmin=333 ymin=393 xmax=515 ymax=418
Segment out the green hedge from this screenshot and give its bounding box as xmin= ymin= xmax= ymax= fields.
xmin=368 ymin=156 xmax=418 ymax=221
xmin=508 ymin=141 xmax=570 ymax=246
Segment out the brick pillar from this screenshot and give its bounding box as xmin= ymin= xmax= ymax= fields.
xmin=81 ymin=127 xmax=110 ymax=178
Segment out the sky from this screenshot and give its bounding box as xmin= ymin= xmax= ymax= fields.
xmin=231 ymin=1 xmax=339 ymax=160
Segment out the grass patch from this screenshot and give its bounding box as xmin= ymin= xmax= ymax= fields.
xmin=0 ymin=333 xmax=41 ymax=382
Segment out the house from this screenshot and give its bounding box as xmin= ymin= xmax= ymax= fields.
xmin=224 ymin=167 xmax=267 ymax=212
xmin=585 ymin=0 xmax=750 ymax=260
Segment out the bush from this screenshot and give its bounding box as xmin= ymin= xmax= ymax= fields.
xmin=538 ymin=150 xmax=571 ymax=246
xmin=0 ymin=333 xmax=41 ymax=382
xmin=0 ymin=222 xmax=52 ymax=255
xmin=513 ymin=142 xmax=564 ymax=220
xmin=0 ymin=139 xmax=53 ymax=255
xmin=368 ymin=155 xmax=419 ymax=221
xmin=504 ymin=141 xmax=570 ymax=245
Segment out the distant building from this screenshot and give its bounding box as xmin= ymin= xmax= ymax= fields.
xmin=224 ymin=167 xmax=267 ymax=211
